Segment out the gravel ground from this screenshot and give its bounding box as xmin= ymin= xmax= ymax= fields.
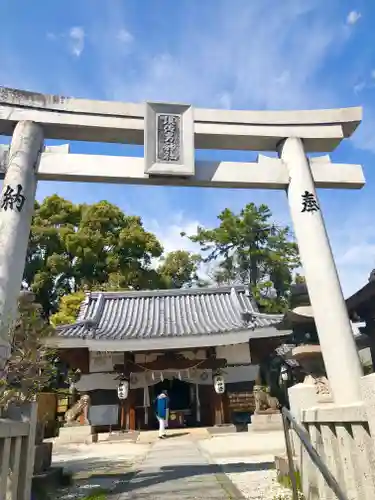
xmin=197 ymin=432 xmax=297 ymax=499
xmin=214 ymin=455 xmax=295 ymax=500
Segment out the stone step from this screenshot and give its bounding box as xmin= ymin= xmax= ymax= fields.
xmin=97 ymin=431 xmax=140 ymax=443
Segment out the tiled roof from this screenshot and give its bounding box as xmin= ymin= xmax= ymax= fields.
xmin=55 ymin=286 xmax=285 ymax=347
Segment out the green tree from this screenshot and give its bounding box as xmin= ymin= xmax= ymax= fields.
xmin=24 ymin=196 xmax=164 ymax=318
xmin=158 ymin=250 xmax=203 ymax=288
xmin=184 ymin=203 xmax=300 ymax=312
xmin=50 ymin=291 xmax=86 ymax=327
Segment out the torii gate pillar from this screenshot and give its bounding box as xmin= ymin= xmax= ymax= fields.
xmin=279 ymin=137 xmax=362 ymax=404
xmin=0 ymin=121 xmax=43 ymax=374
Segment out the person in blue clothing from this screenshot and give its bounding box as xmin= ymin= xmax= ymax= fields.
xmin=155 ymin=390 xmax=169 ymax=438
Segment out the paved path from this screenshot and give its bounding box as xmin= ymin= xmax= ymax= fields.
xmin=110 ymin=436 xmax=243 ymax=499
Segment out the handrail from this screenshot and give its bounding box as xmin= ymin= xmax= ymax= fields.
xmin=281 ymin=406 xmax=349 ymax=500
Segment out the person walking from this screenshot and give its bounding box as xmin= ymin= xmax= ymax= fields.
xmin=155 ymin=390 xmax=169 ymax=439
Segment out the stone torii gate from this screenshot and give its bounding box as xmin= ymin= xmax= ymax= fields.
xmin=0 ymin=87 xmax=364 ymax=406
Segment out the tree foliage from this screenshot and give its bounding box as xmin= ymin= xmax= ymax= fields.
xmin=157 ymin=250 xmax=203 ymax=289
xmin=0 ymin=292 xmax=57 ymax=409
xmin=26 ymin=196 xmax=301 ymax=319
xmin=51 ymin=251 xmax=206 ymax=326
xmin=184 ymin=203 xmax=300 ymax=312
xmin=24 ymin=196 xmax=164 ymax=318
xmin=50 ymin=291 xmax=85 ymax=327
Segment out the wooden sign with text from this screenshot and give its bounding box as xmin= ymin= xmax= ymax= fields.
xmin=227 ymin=391 xmax=255 ymax=412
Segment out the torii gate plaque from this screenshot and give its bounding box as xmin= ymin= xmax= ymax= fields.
xmin=0 ymin=88 xmax=364 ymax=405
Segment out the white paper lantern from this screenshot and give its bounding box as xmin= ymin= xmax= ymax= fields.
xmin=213 ymin=374 xmax=225 ymax=394
xmin=117 ymin=380 xmax=129 ymax=400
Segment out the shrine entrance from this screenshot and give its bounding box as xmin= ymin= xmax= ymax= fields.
xmin=0 ymin=87 xmax=365 ymax=407
xmin=153 ymin=378 xmax=191 ymax=411
xmin=151 ymin=378 xmax=193 ymax=429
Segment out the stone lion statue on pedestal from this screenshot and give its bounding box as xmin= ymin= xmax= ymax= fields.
xmin=253 ymin=385 xmax=280 ymax=414
xmin=65 ymin=394 xmax=90 ymax=424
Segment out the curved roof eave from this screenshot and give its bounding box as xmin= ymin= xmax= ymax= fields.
xmin=47 ymin=326 xmax=292 ymax=352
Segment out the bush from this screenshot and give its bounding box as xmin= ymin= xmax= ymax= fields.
xmin=0 ymin=291 xmax=57 ymax=409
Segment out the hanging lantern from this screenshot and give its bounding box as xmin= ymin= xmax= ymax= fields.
xmin=213 ymin=374 xmax=225 ymax=394
xmin=117 ymin=379 xmax=129 ymax=400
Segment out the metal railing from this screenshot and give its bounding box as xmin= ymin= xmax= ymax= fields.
xmin=281 ymin=407 xmax=349 ymax=500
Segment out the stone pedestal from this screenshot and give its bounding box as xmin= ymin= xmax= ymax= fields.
xmin=250 ymin=413 xmax=283 ymax=431
xmin=56 ymin=424 xmax=96 ymax=444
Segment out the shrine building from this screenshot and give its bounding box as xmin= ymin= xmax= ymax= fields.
xmin=51 ymin=285 xmax=290 ymax=431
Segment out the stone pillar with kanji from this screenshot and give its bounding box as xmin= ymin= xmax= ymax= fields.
xmin=279 ymin=137 xmax=363 ymax=405
xmin=0 ymin=121 xmax=43 ymax=374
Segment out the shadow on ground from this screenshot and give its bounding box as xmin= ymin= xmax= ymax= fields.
xmin=53 ymin=456 xmax=275 ymax=498
xmin=53 ymin=456 xmax=134 ymax=474
xmin=110 ymin=460 xmax=275 ymax=495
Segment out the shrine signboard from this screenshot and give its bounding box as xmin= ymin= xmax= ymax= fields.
xmin=228 ymin=391 xmax=255 ymax=412
xmin=144 ymin=102 xmax=194 ymax=177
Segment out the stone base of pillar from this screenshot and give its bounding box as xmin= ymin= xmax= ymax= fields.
xmin=250 ymin=413 xmax=283 ymax=431
xmin=360 ymin=373 xmax=375 ymax=442
xmin=288 ymin=383 xmax=320 ymax=476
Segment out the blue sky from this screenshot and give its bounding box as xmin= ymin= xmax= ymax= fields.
xmin=1 ymin=0 xmax=375 ymax=296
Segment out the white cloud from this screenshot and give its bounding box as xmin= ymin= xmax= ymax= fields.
xmin=46 ymin=26 xmax=86 ymax=58
xmin=216 ymin=92 xmax=232 ymax=110
xmin=351 ymin=111 xmax=375 ymax=153
xmin=354 ymin=81 xmax=366 ymax=94
xmin=346 ymin=10 xmax=361 ymax=25
xmin=146 ymin=214 xmax=201 ymax=256
xmin=117 ymin=28 xmax=134 ymax=45
xmin=145 ymin=214 xmax=222 ymax=282
xmin=69 ymin=26 xmax=85 ymax=57
xmin=95 ymin=0 xmax=349 ymax=110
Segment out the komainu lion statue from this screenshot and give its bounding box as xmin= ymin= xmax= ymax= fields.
xmin=65 ymin=394 xmax=90 ymax=424
xmin=253 ymin=385 xmax=280 ymax=414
